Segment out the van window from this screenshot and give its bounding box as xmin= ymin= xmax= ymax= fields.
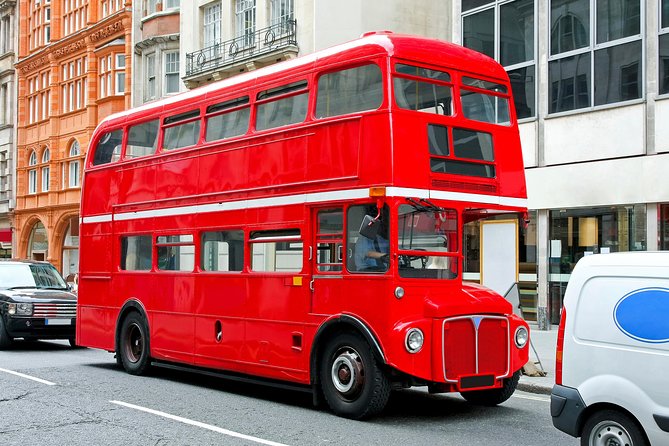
xmin=163 ymin=110 xmax=201 ymax=150
xmin=205 ymin=97 xmax=250 ymax=142
xmin=256 ymin=81 xmax=308 ymax=131
xmin=316 ymin=64 xmax=383 ymax=118
xmin=126 ymin=120 xmax=159 ymax=159
xmin=92 ymin=129 xmax=123 ymax=166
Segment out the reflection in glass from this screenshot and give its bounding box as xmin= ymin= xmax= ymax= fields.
xmin=596 ymin=0 xmax=640 ymax=44
xmin=463 ymin=9 xmax=494 ymax=59
xmin=500 ymin=0 xmax=534 ymax=66
xmin=660 ymin=34 xmax=669 ymax=95
xmin=453 ymin=128 xmax=493 ymax=161
xmin=549 ymin=53 xmax=591 ymax=113
xmin=594 ymin=40 xmax=641 ymax=105
xmin=664 ymin=0 xmax=669 ymax=29
xmin=462 ymin=0 xmax=493 ymax=12
xmin=507 ymin=65 xmax=535 ymax=118
xmin=550 ymin=0 xmax=589 ymax=55
xmin=394 ymin=78 xmax=452 ymax=115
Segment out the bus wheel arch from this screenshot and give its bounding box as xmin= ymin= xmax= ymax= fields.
xmin=115 ymin=300 xmax=152 ymax=375
xmin=310 ymin=316 xmax=390 ymax=419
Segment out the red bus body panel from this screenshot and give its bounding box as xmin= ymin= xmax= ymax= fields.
xmin=77 ymin=33 xmax=529 ymax=391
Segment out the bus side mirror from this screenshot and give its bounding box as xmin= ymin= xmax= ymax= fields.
xmin=359 ymin=214 xmax=380 ymax=239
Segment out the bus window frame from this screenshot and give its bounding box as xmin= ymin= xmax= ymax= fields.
xmin=253 ymin=79 xmax=310 ymax=133
xmin=204 ymin=96 xmax=251 ymax=143
xmin=161 ymin=108 xmax=204 ymax=152
xmin=248 ymin=228 xmax=304 ymax=274
xmin=390 ymin=59 xmax=456 ymax=114
xmin=123 ymin=118 xmax=161 ymax=161
xmin=199 ymin=228 xmax=246 ymax=274
xmin=313 ymin=61 xmax=386 ymax=120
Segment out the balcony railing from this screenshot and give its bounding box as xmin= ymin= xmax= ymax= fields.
xmin=186 ymin=19 xmax=297 ymax=78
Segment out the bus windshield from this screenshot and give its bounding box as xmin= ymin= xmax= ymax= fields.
xmin=397 ymin=204 xmax=458 ymax=279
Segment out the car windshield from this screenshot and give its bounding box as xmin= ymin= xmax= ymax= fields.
xmin=0 ymin=263 xmax=68 ymax=290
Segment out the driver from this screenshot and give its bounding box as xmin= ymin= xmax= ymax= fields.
xmin=354 ymin=221 xmax=389 ymax=271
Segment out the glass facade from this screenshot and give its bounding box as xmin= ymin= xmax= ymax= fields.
xmin=548 ymin=205 xmax=646 ymax=324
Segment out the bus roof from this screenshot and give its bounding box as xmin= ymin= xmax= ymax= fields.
xmin=99 ymin=32 xmax=506 ymax=130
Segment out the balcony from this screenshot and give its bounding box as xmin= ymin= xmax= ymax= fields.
xmin=184 ymin=20 xmax=298 ymax=87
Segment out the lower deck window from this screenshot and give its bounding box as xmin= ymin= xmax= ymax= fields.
xmin=250 ymin=229 xmax=303 ymax=272
xmin=157 ymin=235 xmax=195 ymax=271
xmin=121 ymin=235 xmax=152 ymax=270
xmin=201 ymin=230 xmax=244 ymax=272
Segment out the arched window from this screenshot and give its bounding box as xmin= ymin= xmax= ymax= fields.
xmin=28 ymin=150 xmax=37 ymax=194
xmin=41 ymin=146 xmax=50 ymax=192
xmin=69 ymin=140 xmax=81 ymax=187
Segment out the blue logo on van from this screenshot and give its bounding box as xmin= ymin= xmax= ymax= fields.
xmin=614 ymin=288 xmax=669 ymax=344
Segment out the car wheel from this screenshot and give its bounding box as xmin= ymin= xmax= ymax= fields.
xmin=319 ymin=332 xmax=391 ymax=419
xmin=581 ymin=409 xmax=648 ymax=446
xmin=0 ymin=316 xmax=13 ymax=349
xmin=118 ymin=312 xmax=151 ymax=375
xmin=460 ymin=370 xmax=520 ymax=406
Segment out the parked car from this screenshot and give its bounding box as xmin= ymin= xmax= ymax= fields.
xmin=0 ymin=260 xmax=77 ymax=348
xmin=551 ymin=252 xmax=669 ymax=446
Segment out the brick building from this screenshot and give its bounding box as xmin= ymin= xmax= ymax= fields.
xmin=15 ymin=0 xmax=132 ymax=275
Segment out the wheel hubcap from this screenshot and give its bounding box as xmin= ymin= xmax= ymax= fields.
xmin=125 ymin=323 xmax=144 ymax=364
xmin=589 ymin=420 xmax=634 ymax=446
xmin=331 ymin=347 xmax=365 ymax=401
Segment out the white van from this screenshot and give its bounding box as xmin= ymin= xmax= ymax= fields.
xmin=551 ymin=252 xmax=669 ymax=446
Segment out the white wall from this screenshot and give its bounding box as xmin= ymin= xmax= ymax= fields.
xmin=656 ymin=98 xmax=669 ymax=154
xmin=543 ymin=104 xmax=645 ymax=166
xmin=313 ymin=0 xmax=451 ymax=52
xmin=526 ymin=153 xmax=669 ymax=210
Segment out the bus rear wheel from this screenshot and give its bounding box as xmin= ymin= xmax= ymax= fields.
xmin=319 ymin=332 xmax=390 ymax=419
xmin=118 ymin=312 xmax=151 ymax=375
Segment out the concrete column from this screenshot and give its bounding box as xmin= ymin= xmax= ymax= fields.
xmin=536 ymin=209 xmax=550 ymax=330
xmin=647 ymin=203 xmax=659 ymax=251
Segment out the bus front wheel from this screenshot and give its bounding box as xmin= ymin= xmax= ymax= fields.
xmin=319 ymin=332 xmax=391 ymax=419
xmin=118 ymin=312 xmax=151 ymax=375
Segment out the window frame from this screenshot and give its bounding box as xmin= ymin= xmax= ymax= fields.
xmin=200 ymin=229 xmax=245 ymax=273
xmin=248 ymin=228 xmax=303 ymax=273
xmin=546 ymin=0 xmax=645 ymax=115
xmin=164 ymin=51 xmax=181 ymax=95
xmin=660 ymin=0 xmax=669 ymax=96
xmin=461 ymin=0 xmax=537 ymax=120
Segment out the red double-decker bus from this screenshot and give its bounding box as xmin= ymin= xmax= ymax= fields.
xmin=77 ymin=32 xmax=530 ymax=419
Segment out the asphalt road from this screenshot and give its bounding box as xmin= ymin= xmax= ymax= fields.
xmin=0 ymin=340 xmax=575 ymax=446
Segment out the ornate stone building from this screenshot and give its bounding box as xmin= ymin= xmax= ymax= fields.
xmin=15 ymin=0 xmax=132 ymax=275
xmin=0 ymin=1 xmax=16 ymax=257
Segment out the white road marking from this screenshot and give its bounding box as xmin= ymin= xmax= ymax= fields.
xmin=0 ymin=367 xmax=56 ymax=386
xmin=512 ymin=393 xmax=550 ymax=403
xmin=110 ymin=400 xmax=291 ymax=446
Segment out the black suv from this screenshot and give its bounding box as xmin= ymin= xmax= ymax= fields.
xmin=0 ymin=260 xmax=77 ymax=348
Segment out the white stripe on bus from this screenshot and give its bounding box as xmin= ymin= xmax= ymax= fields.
xmin=81 ymin=187 xmax=527 ymax=225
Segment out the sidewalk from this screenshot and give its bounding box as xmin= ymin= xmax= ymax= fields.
xmin=517 ymin=324 xmax=557 ymax=395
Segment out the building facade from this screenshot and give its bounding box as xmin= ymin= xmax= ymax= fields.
xmin=180 ymin=0 xmax=450 ymax=88
xmin=15 ymin=0 xmax=132 ymax=275
xmin=456 ymin=0 xmax=669 ymax=329
xmin=132 ymin=0 xmax=181 ymax=106
xmin=0 ymin=1 xmax=16 ymax=258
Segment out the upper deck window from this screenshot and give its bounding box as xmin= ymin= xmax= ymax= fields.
xmin=460 ymin=76 xmax=510 ymax=126
xmin=126 ymin=119 xmax=159 ymax=159
xmin=428 ymin=124 xmax=495 ymax=178
xmin=315 ymin=64 xmax=383 ymax=118
xmin=163 ymin=110 xmax=201 ymax=150
xmin=205 ymin=96 xmax=250 ymax=142
xmin=393 ymin=63 xmax=453 ymax=116
xmin=92 ymin=129 xmax=123 ymax=166
xmin=256 ymin=81 xmax=308 ymax=131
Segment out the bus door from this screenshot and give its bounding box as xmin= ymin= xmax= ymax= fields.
xmin=310 ymin=208 xmax=346 ymax=315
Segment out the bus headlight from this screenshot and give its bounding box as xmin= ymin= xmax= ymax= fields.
xmin=405 ymin=328 xmax=424 ymax=353
xmin=515 ymin=326 xmax=529 ymax=348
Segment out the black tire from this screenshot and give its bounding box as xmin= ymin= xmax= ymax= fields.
xmin=460 ymin=370 xmax=520 ymax=406
xmin=118 ymin=312 xmax=151 ymax=375
xmin=0 ymin=315 xmax=13 ymax=349
xmin=580 ymin=409 xmax=648 ymax=446
xmin=319 ymin=331 xmax=391 ymax=420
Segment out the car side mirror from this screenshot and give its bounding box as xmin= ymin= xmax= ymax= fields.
xmin=359 ymin=214 xmax=381 ymax=239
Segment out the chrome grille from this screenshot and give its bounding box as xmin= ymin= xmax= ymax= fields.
xmin=33 ymin=302 xmax=77 ymax=318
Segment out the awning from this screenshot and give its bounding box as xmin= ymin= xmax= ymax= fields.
xmin=0 ymin=228 xmax=12 ymax=243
